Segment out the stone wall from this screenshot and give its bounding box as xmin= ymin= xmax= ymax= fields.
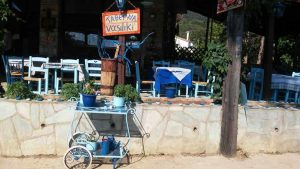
xmin=0 ymin=99 xmax=299 ymax=157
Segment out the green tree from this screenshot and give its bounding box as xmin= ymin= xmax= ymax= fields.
xmin=0 ymin=0 xmax=14 ymax=52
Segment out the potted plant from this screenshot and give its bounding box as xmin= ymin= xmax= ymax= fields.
xmin=80 ymin=80 xmax=97 ymax=107
xmin=113 ymin=84 xmax=140 ymax=107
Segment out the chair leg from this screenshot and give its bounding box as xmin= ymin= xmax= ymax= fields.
xmin=185 ymin=85 xmax=188 ymax=98
xmin=295 ymin=92 xmax=298 ymax=103
xmin=194 ymin=84 xmax=198 ymax=98
xmin=152 ymin=82 xmax=155 ymax=97
xmin=285 ymin=90 xmax=290 ymax=102
xmin=38 ymin=79 xmax=42 ymax=94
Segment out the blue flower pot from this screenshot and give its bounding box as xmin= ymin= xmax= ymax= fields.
xmin=81 ymin=94 xmax=96 ymax=107
xmin=165 ymin=87 xmax=176 ymax=98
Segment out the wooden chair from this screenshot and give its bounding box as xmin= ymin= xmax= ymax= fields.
xmin=57 ymin=59 xmax=79 ymax=91
xmin=193 ymin=70 xmax=214 ymax=98
xmin=135 ymin=61 xmax=155 ymax=96
xmin=248 ymin=67 xmax=264 ymax=100
xmin=24 ymin=56 xmax=49 ymax=94
xmin=85 ymin=59 xmax=101 ymax=86
xmin=2 ymin=55 xmax=28 ymax=84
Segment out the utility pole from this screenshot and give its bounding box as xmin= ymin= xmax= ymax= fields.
xmin=220 ymin=8 xmax=244 ymax=157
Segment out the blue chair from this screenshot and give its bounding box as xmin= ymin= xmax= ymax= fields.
xmin=152 ymin=60 xmax=170 ymax=67
xmin=248 ymin=68 xmax=264 ymax=100
xmin=2 ymin=55 xmax=28 ymax=84
xmin=284 ymin=72 xmax=300 ymax=103
xmin=178 ymin=61 xmax=195 ymax=97
xmin=135 ymin=61 xmax=155 ymax=96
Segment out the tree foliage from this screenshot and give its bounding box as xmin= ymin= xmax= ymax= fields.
xmin=0 ymin=0 xmax=13 ymax=52
xmin=203 ymin=41 xmax=231 ymax=99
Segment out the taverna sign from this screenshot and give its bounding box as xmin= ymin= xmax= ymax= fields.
xmin=102 ymin=9 xmax=140 ymax=36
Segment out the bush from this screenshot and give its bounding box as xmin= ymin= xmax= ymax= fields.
xmin=203 ymin=42 xmax=231 ymax=99
xmin=5 ymin=81 xmax=33 ymax=99
xmin=61 ymin=83 xmax=80 ymax=100
xmin=114 ymin=84 xmax=140 ymax=102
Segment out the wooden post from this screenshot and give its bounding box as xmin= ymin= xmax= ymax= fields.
xmin=117 ymin=36 xmax=125 ymax=84
xmin=263 ymin=11 xmax=275 ymax=100
xmin=220 ymin=8 xmax=244 ymax=157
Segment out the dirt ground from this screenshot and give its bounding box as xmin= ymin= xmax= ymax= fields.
xmin=0 ymin=153 xmax=299 ymax=169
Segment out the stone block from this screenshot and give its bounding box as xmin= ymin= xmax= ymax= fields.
xmin=184 ymin=106 xmax=210 ymax=122
xmin=142 ymin=109 xmax=163 ymax=133
xmin=170 ymin=111 xmax=198 ymax=128
xmin=12 ymin=115 xmax=33 ymax=140
xmin=16 ymin=102 xmax=31 ymax=120
xmin=205 ymin=122 xmax=221 ymax=154
xmin=52 ymin=102 xmax=72 ymax=112
xmin=157 ymin=137 xmax=183 ymax=154
xmin=182 ymin=137 xmax=206 ymax=154
xmin=238 ymin=132 xmax=271 ymax=153
xmin=39 ymin=103 xmax=55 ymax=118
xmin=283 ymin=110 xmax=300 ymax=130
xmin=143 ymin=116 xmax=169 ymax=154
xmin=0 ymin=101 xmax=16 ymax=121
xmin=127 ymin=137 xmax=143 ymax=154
xmin=32 ymin=125 xmax=54 ymax=138
xmin=45 ymin=108 xmax=73 ymax=125
xmin=21 ymin=135 xmax=56 ymax=156
xmin=165 ymin=121 xmax=183 ymax=137
xmin=55 ymin=124 xmax=70 ymax=155
xmin=207 ymin=106 xmax=221 ymax=122
xmin=0 ymin=118 xmax=22 ymax=156
xmin=30 ymin=103 xmax=40 ymax=129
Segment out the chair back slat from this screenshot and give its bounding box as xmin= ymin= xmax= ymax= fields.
xmin=152 ymin=60 xmax=170 ymax=67
xmin=84 ymin=59 xmax=101 ymax=83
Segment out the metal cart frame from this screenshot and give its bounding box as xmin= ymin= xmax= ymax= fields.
xmin=63 ymin=101 xmax=135 ymax=169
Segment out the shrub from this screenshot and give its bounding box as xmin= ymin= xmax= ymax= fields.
xmin=61 ymin=83 xmax=80 ymax=100
xmin=5 ymin=81 xmax=33 ymax=99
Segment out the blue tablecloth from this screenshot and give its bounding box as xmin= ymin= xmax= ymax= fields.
xmin=272 ymin=74 xmax=300 ymax=92
xmin=154 ymin=68 xmax=192 ymax=92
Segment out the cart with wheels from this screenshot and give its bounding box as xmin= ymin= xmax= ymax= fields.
xmin=63 ymin=101 xmax=134 ymax=169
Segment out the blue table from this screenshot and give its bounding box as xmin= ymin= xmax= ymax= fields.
xmin=154 ymin=67 xmax=192 ymax=93
xmin=272 ymin=74 xmax=300 ymax=102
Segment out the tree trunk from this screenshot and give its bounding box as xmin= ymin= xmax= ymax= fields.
xmin=220 ymin=8 xmax=244 ymax=157
xmin=257 ymin=36 xmax=265 ymax=65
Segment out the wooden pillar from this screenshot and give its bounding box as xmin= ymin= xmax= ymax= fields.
xmin=263 ymin=11 xmax=275 ymax=100
xmin=117 ymin=36 xmax=125 ymax=84
xmin=220 ymin=8 xmax=244 ymax=157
